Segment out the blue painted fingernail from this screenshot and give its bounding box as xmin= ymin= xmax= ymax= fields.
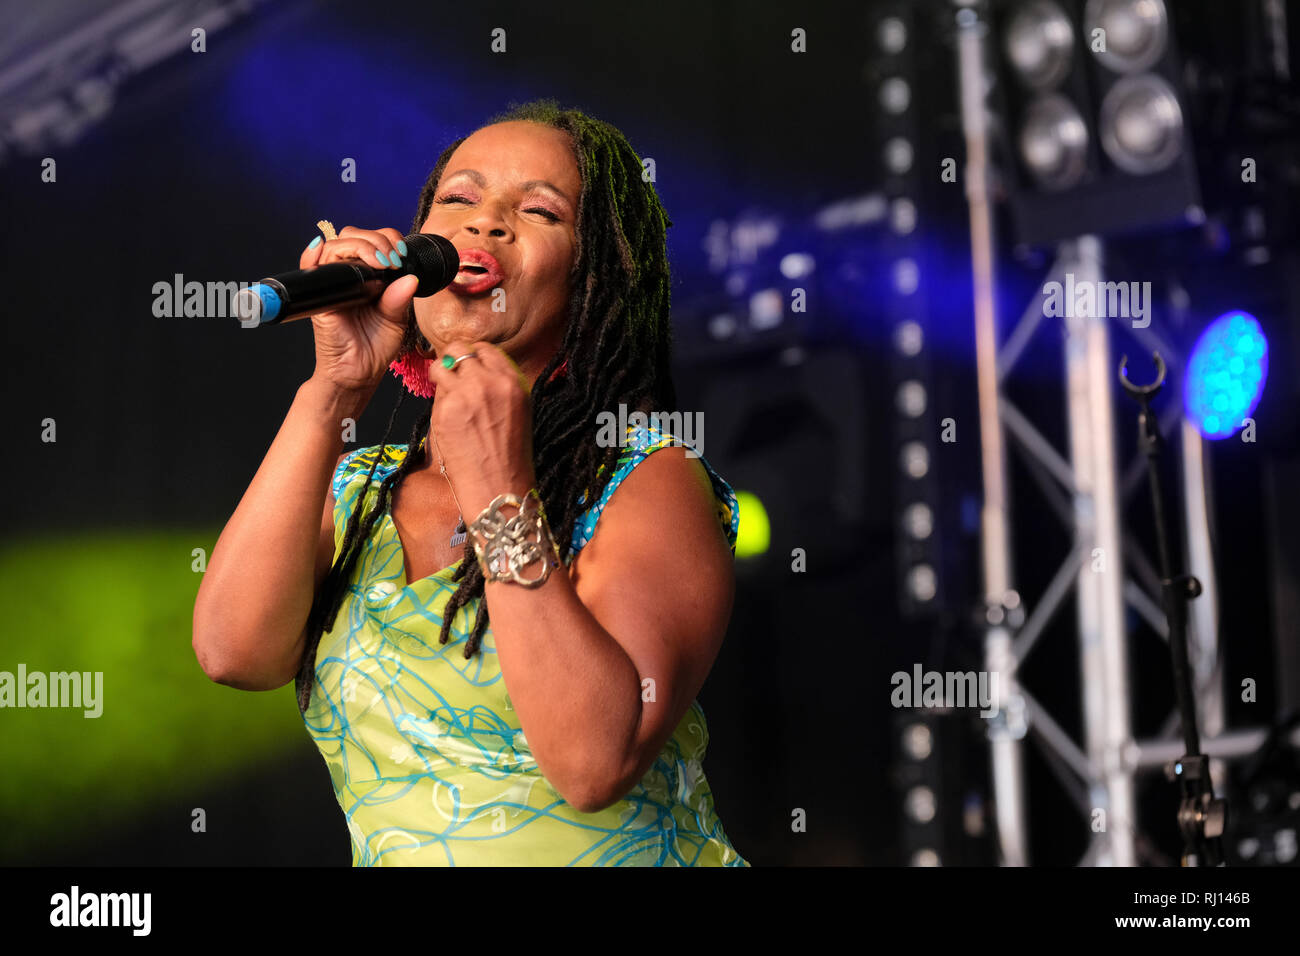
xmin=308 ymin=236 xmax=322 ymax=249
xmin=396 ymin=239 xmax=408 ymax=257
xmin=374 ymin=250 xmax=390 ymax=267
xmin=389 ymin=250 xmax=402 ymax=267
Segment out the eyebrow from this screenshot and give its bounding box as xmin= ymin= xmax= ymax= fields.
xmin=442 ymin=168 xmax=572 ymax=204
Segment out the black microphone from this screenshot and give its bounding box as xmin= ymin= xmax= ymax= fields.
xmin=232 ymin=232 xmax=460 ymax=326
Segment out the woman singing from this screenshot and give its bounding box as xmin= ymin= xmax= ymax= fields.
xmin=192 ymin=99 xmax=748 ymax=866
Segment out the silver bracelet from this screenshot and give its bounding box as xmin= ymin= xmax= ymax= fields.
xmin=467 ymin=488 xmax=561 ymax=587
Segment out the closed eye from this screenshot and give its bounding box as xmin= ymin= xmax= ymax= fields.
xmin=436 ymin=195 xmax=560 ymax=221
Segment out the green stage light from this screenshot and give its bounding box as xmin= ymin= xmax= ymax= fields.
xmin=733 ymin=490 xmax=770 ymax=558
xmin=0 ymin=530 xmax=307 ymax=862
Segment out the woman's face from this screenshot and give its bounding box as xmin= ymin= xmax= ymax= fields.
xmin=414 ymin=120 xmax=581 ymax=374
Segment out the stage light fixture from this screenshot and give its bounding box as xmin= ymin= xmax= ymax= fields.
xmin=908 ymin=564 xmax=938 ymax=602
xmin=902 ymin=441 xmax=930 ymax=479
xmin=878 ymin=15 xmax=907 ymax=54
xmin=891 ymin=198 xmax=917 ymax=236
xmin=894 ymin=320 xmax=924 ymax=357
xmin=904 ymin=503 xmax=934 ymax=541
xmin=902 ymin=722 xmax=933 ymax=760
xmin=896 ymin=380 xmax=927 ymax=418
xmin=881 ymin=77 xmax=911 ymax=114
xmin=906 ymin=785 xmax=938 ymax=823
xmin=1005 ymin=1 xmax=1075 ymax=90
xmin=873 ymin=2 xmax=947 ymax=620
xmin=747 ymin=288 xmax=784 ymax=330
xmin=732 ymin=489 xmax=771 ymax=559
xmin=884 ymin=137 xmax=914 ymax=174
xmin=893 ymin=258 xmax=920 ymax=295
xmin=1084 ymin=0 xmax=1168 ymax=74
xmin=1098 ymin=73 xmax=1184 ymax=174
xmin=707 ymin=313 xmax=737 ymax=340
xmin=1184 ymin=311 xmax=1269 ymax=440
xmin=892 ymin=704 xmax=995 ymax=866
xmin=991 ymin=0 xmax=1199 ymax=243
xmin=778 ymin=253 xmax=815 ymax=280
xmin=1018 ymin=94 xmax=1090 ymax=191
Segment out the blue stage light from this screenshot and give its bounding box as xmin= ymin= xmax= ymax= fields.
xmin=1184 ymin=311 xmax=1268 ymax=439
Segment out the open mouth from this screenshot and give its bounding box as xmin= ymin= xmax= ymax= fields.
xmin=451 ymin=249 xmax=505 ymax=292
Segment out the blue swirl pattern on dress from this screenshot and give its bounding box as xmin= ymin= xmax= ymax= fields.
xmin=301 ymin=422 xmax=748 ymax=865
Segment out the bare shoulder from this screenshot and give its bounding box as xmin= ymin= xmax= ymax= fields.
xmin=569 ymin=443 xmax=731 ymax=590
xmin=567 ymin=443 xmax=735 ymax=763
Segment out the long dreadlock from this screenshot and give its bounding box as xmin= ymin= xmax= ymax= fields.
xmin=295 ymin=99 xmax=677 ymax=713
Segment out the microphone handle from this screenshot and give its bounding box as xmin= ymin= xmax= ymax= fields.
xmin=233 ymin=232 xmax=459 ymax=326
xmin=251 ymin=262 xmax=390 ymax=325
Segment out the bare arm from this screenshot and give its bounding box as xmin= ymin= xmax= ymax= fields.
xmin=193 ymin=225 xmax=416 ymax=690
xmin=424 ymin=342 xmax=736 ymax=812
xmin=192 ymin=377 xmax=375 ymax=690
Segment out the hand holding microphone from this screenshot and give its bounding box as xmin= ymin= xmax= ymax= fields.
xmin=234 ymin=227 xmax=459 ymax=394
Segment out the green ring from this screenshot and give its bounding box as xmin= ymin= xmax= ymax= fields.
xmin=441 ymin=355 xmax=455 ymax=369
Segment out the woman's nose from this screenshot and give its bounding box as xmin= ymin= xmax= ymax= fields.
xmin=463 ymin=204 xmax=512 ymax=239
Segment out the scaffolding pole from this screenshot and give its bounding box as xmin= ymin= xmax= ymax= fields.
xmin=954 ymin=1 xmax=1028 ymax=867
xmin=1061 ymin=236 xmax=1136 ymax=866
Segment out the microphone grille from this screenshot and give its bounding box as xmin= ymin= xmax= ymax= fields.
xmin=403 ymin=233 xmax=460 ymax=296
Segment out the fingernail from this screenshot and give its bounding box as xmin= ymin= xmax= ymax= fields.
xmin=308 ymin=236 xmax=322 ymax=249
xmin=396 ymin=239 xmax=408 ymax=257
xmin=374 ymin=250 xmax=390 ymax=267
xmin=389 ymin=250 xmax=403 ymax=267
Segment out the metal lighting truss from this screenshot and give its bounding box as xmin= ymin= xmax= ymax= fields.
xmin=987 ymin=237 xmax=1235 ymax=867
xmin=0 ymin=0 xmax=265 ymax=166
xmin=956 ymin=1 xmax=1230 ymax=866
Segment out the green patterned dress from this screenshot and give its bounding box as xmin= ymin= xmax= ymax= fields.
xmin=301 ymin=422 xmax=749 ymax=866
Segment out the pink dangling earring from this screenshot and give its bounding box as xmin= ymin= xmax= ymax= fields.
xmin=389 ymin=327 xmax=438 ymax=399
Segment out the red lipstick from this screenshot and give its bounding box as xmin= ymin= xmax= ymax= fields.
xmin=451 ymin=248 xmax=505 ymax=295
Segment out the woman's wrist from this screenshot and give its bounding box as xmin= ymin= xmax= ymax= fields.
xmin=300 ymin=374 xmax=378 ymax=425
xmin=456 ymin=469 xmax=537 ymax=522
xmin=467 ymin=487 xmax=562 ymax=588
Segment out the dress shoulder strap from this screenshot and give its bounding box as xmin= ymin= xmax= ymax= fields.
xmin=570 ymin=422 xmax=739 ymax=559
xmin=331 ymin=443 xmax=417 ymax=518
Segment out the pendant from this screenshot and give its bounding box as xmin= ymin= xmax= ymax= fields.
xmin=451 ymin=518 xmax=466 ymax=548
